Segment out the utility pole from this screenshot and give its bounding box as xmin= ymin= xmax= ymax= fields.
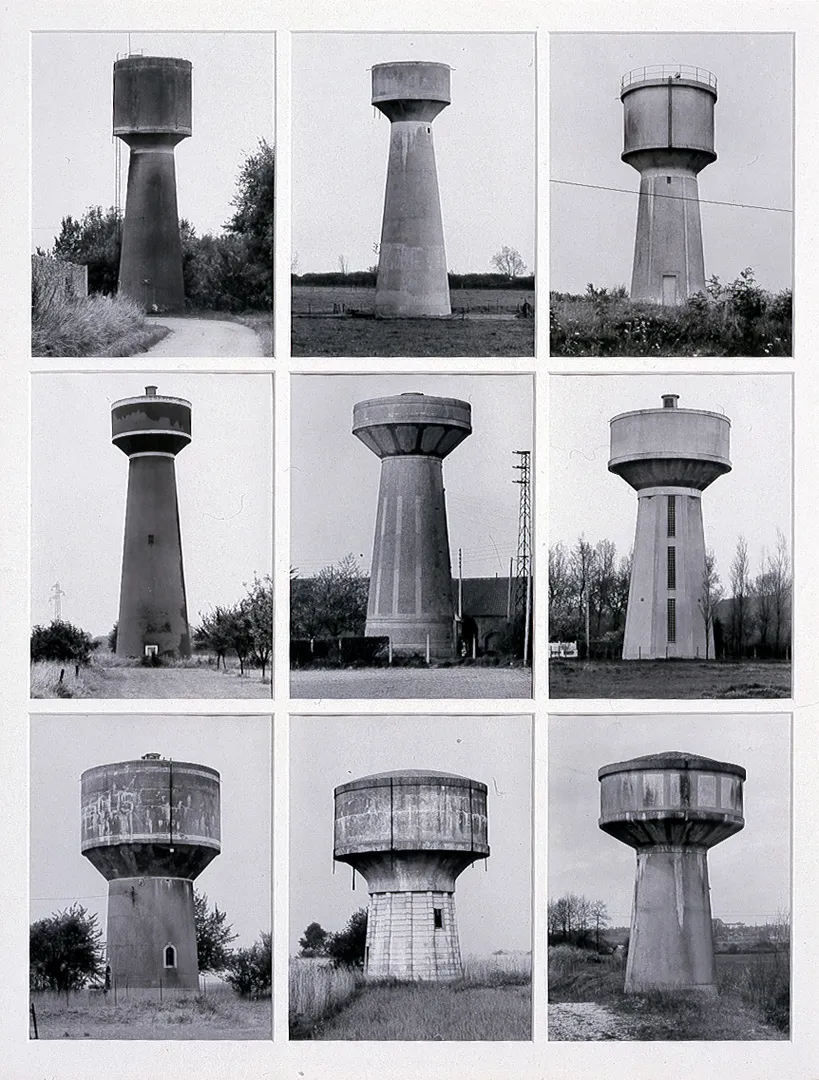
xmin=49 ymin=581 xmax=66 ymax=622
xmin=513 ymin=450 xmax=532 ymax=665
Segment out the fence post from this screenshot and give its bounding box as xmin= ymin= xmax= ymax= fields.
xmin=425 ymin=634 xmax=430 ymax=665
xmin=388 ymin=639 xmax=392 ymax=665
xmin=30 ymin=1002 xmax=38 ymax=1040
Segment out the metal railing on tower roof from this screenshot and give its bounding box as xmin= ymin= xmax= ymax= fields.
xmin=620 ymin=65 xmax=718 ymax=93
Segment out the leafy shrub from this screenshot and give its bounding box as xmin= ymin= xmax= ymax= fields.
xmin=30 ymin=620 xmax=95 ymax=663
xmin=224 ymin=933 xmax=272 ymax=999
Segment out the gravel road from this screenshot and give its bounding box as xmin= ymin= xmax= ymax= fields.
xmin=143 ymin=317 xmax=263 ymax=357
xmin=549 ymin=1003 xmax=637 ymax=1041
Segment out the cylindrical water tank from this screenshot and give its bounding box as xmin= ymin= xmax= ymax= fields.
xmin=113 ymin=56 xmax=192 ymax=137
xmin=372 ymin=61 xmax=451 ymax=121
xmin=609 ymin=398 xmax=731 ymax=490
xmin=352 ymin=393 xmax=471 ymax=459
xmin=621 ymin=66 xmax=717 ymax=170
xmin=112 ymin=386 xmax=192 ymax=458
xmin=81 ymin=756 xmax=221 ymax=880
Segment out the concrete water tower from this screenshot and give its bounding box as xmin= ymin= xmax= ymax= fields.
xmin=353 ymin=393 xmax=471 ymax=657
xmin=372 ymin=62 xmax=452 ymax=317
xmin=609 ymin=394 xmax=731 ymax=659
xmin=113 ymin=385 xmax=192 ymax=658
xmin=114 ymin=56 xmax=192 ymax=312
xmin=620 ymin=65 xmax=718 ymax=304
xmin=334 ymin=770 xmax=489 ymax=980
xmin=599 ymin=751 xmax=745 ymax=992
xmin=81 ymin=753 xmax=221 ymax=989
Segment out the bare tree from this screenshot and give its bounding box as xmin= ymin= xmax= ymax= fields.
xmin=491 ymin=245 xmax=526 ymax=279
xmin=291 ymin=251 xmax=300 ymax=274
xmin=698 ymin=548 xmax=724 ymax=659
xmin=729 ymin=535 xmax=751 ymax=658
xmin=589 ymin=539 xmax=616 ymax=636
xmin=337 ymin=254 xmax=349 ymax=275
xmin=609 ymin=552 xmax=632 ymax=631
xmin=569 ymin=537 xmax=597 ymax=654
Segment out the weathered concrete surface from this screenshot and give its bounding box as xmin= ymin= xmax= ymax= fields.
xmin=609 ymin=397 xmax=731 ymax=659
xmin=142 ymin=317 xmax=264 ymax=357
xmin=621 ymin=71 xmax=717 ymax=303
xmin=81 ymin=756 xmax=221 ymax=989
xmin=114 ymin=57 xmax=192 ymax=312
xmin=599 ymin=751 xmax=745 ymax=993
xmin=112 ymin=388 xmax=191 ymax=658
xmin=373 ymin=62 xmax=451 ymax=317
xmin=354 ymin=394 xmax=471 ymax=657
xmin=334 ymin=770 xmax=489 ymax=981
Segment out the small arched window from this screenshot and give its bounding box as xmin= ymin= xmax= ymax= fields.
xmin=163 ymin=944 xmax=177 ymax=968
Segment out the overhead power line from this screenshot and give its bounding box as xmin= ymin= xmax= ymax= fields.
xmin=551 ymin=178 xmax=793 ymax=214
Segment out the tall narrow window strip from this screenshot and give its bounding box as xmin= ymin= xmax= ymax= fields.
xmin=667 ymin=495 xmax=676 ymax=537
xmin=667 ymin=546 xmax=676 ymax=590
xmin=667 ymin=598 xmax=677 ymax=643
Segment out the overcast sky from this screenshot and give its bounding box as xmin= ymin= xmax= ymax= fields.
xmin=291 ymin=374 xmax=533 ymax=579
xmin=31 ymin=374 xmax=272 ymax=637
xmin=549 ymin=713 xmax=790 ymax=926
xmin=292 ymin=32 xmax=535 ymax=275
xmin=550 ymin=33 xmax=793 ymax=293
xmin=549 ymin=373 xmax=792 ymax=590
xmin=290 ymin=714 xmax=531 ymax=957
xmin=32 ymin=32 xmax=274 ymax=249
xmin=30 ymin=714 xmax=271 ymax=949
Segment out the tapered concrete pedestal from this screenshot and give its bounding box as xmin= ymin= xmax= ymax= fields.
xmin=114 ymin=56 xmax=192 ymax=312
xmin=354 ymin=393 xmax=470 ymax=657
xmin=373 ymin=62 xmax=451 ymax=317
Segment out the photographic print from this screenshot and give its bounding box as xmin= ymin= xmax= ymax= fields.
xmin=289 ymin=713 xmax=532 ymax=1040
xmin=548 ymin=713 xmax=790 ymax=1041
xmin=29 ymin=714 xmax=272 ymax=1040
xmin=549 ymin=373 xmax=792 ymax=699
xmin=31 ymin=373 xmax=273 ymax=699
xmin=290 ymin=374 xmax=533 ymax=699
xmin=550 ymin=33 xmax=793 ymax=356
xmin=291 ymin=32 xmax=535 ymax=356
xmin=32 ymin=32 xmax=274 ymax=358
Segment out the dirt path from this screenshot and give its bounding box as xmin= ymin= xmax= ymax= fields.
xmin=549 ymin=1002 xmax=638 ymax=1041
xmin=142 ymin=317 xmax=263 ymax=357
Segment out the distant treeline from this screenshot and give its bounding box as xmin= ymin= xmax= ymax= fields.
xmin=293 ymin=271 xmax=535 ymax=290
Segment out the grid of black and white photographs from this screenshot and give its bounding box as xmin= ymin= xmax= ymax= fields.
xmin=0 ymin=3 xmax=817 ymax=1079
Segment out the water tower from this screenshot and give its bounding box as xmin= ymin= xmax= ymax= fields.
xmin=620 ymin=66 xmax=718 ymax=304
xmin=609 ymin=394 xmax=731 ymax=659
xmin=81 ymin=753 xmax=221 ymax=989
xmin=113 ymin=385 xmax=192 ymax=658
xmin=334 ymin=770 xmax=489 ymax=980
xmin=372 ymin=62 xmax=452 ymax=317
xmin=114 ymin=56 xmax=192 ymax=312
xmin=353 ymin=393 xmax=471 ymax=657
xmin=599 ymin=751 xmax=745 ymax=992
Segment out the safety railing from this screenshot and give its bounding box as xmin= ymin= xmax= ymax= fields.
xmin=620 ymin=65 xmax=718 ymax=93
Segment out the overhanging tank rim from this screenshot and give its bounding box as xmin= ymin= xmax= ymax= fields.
xmin=335 ymin=771 xmax=487 ymax=794
xmin=114 ymin=55 xmax=192 ymax=66
xmin=354 ymin=394 xmax=470 ymax=409
xmin=598 ymin=753 xmax=746 ymax=780
xmin=112 ymin=394 xmax=192 ymax=409
xmin=609 ymin=407 xmax=731 ymax=427
xmin=81 ymin=760 xmax=220 ymax=779
xmin=620 ymin=77 xmax=718 ymax=102
xmin=371 ymin=60 xmax=452 ymax=71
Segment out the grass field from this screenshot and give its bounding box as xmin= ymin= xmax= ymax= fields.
xmin=548 ymin=945 xmax=788 ymax=1041
xmin=31 ymin=656 xmax=272 ymax=700
xmin=549 ymin=659 xmax=791 ymax=699
xmin=290 ymin=953 xmax=531 ymax=1041
xmin=32 ymin=293 xmax=170 ymax=358
xmin=291 ymin=665 xmax=532 ymax=699
xmin=30 ymin=991 xmax=271 ymax=1041
xmin=292 ymin=286 xmax=534 ymax=356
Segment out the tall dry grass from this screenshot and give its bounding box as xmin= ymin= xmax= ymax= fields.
xmin=30 ymin=660 xmax=95 ymax=699
xmin=289 ymin=959 xmax=360 ymax=1037
xmin=32 ymin=291 xmax=169 ymax=357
